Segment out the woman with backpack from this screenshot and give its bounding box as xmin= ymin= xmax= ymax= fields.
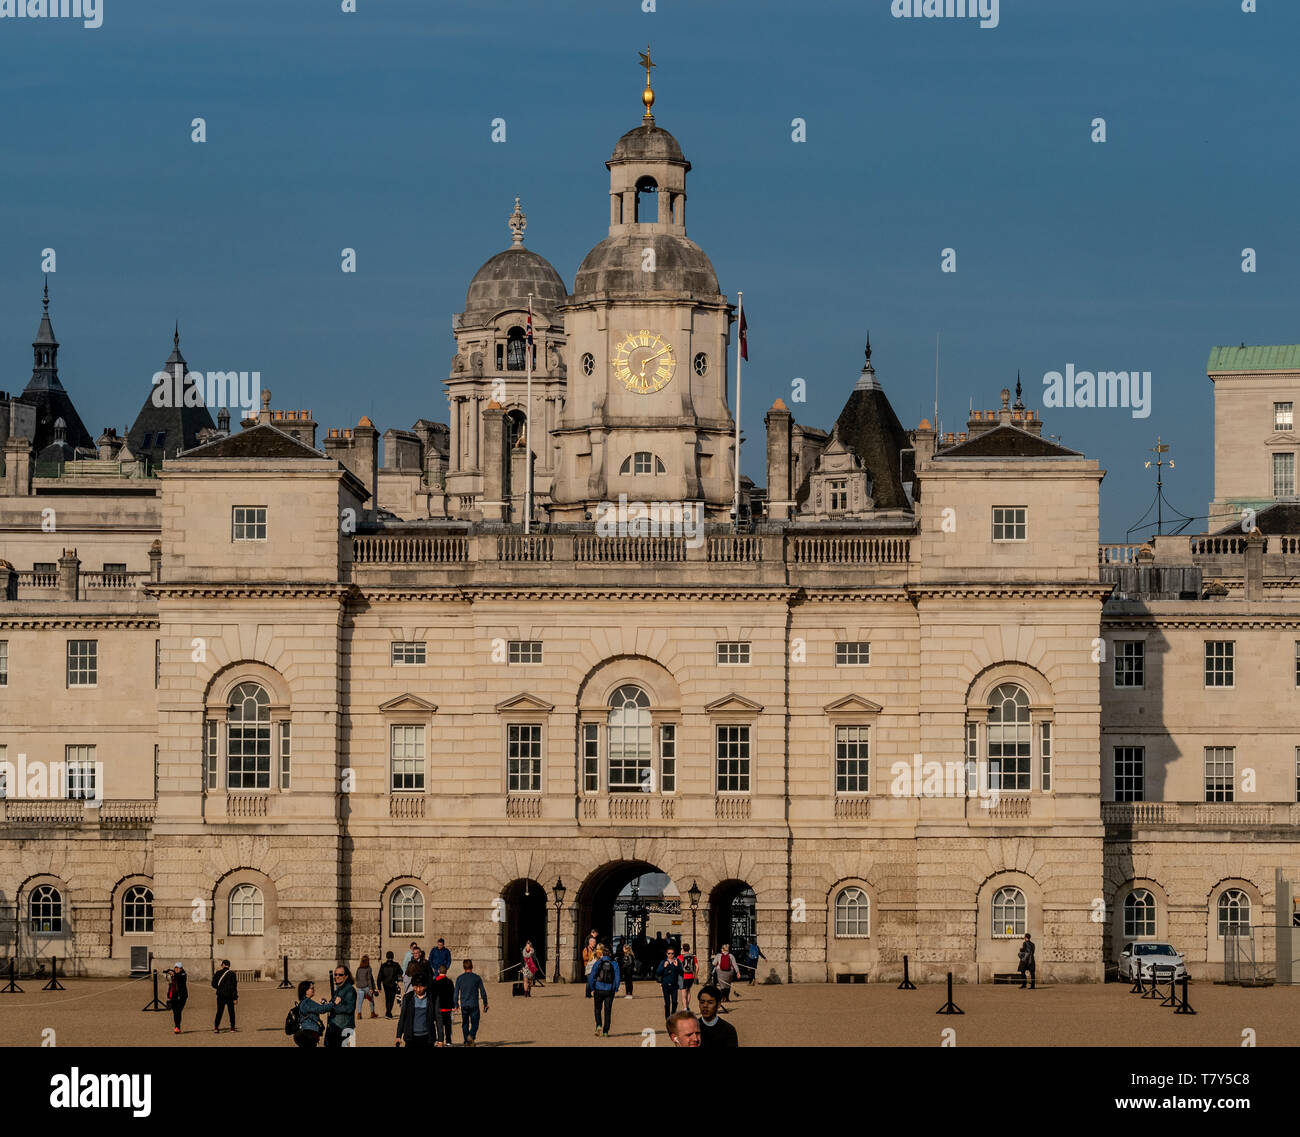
xmin=585 ymin=944 xmax=621 ymax=1037
xmin=355 ymin=954 xmax=377 ymax=1019
xmin=710 ymin=944 xmax=739 ymax=1008
xmin=290 ymin=979 xmax=335 ymax=1047
xmin=164 ymin=963 xmax=188 ymax=1035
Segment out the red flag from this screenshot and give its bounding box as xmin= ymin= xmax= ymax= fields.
xmin=526 ymin=312 xmax=533 ymax=348
xmin=739 ymin=307 xmax=748 ymax=361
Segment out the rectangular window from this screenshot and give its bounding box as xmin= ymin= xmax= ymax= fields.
xmin=834 ymin=725 xmax=870 ymax=794
xmin=660 ymin=724 xmax=676 ymax=793
xmin=988 ymin=710 xmax=1031 ymax=792
xmin=0 ymin=640 xmax=7 ymax=686
xmin=507 ymin=724 xmax=542 ymax=792
xmin=1204 ymin=641 xmax=1234 ymax=687
xmin=66 ymin=640 xmax=97 ymax=687
xmin=1295 ymin=746 xmax=1300 ymax=804
xmin=716 ymin=641 xmax=751 ymax=665
xmin=1274 ymin=452 xmax=1295 ymax=498
xmin=829 ymin=480 xmax=848 ymax=511
xmin=204 ymin=720 xmax=218 ymax=790
xmin=65 ymin=745 xmax=97 ymax=800
xmin=966 ymin=721 xmax=979 ymax=794
xmin=992 ymin=506 xmax=1027 ymax=542
xmin=1295 ymin=642 xmax=1300 ymax=688
xmin=279 ymin=720 xmax=291 ymax=790
xmin=390 ymin=641 xmax=427 ymax=665
xmin=227 ymin=712 xmax=272 ymax=791
xmin=231 ymin=506 xmax=267 ymax=541
xmin=0 ymin=745 xmax=6 ymax=798
xmin=1040 ymin=722 xmax=1052 ymax=792
xmin=154 ymin=639 xmax=160 ymax=689
xmin=153 ymin=431 xmax=166 ymax=450
xmin=1204 ymin=746 xmax=1235 ymax=802
xmin=582 ymin=723 xmax=599 ymax=794
xmin=1114 ymin=746 xmax=1145 ymax=802
xmin=715 ymin=725 xmax=751 ymax=792
xmin=390 ymin=724 xmax=426 ymax=792
xmin=1114 ymin=640 xmax=1144 ymax=688
xmin=1276 ymin=402 xmax=1293 ymax=431
xmin=508 ymin=640 xmax=543 ymax=665
xmin=834 ymin=641 xmax=870 ymax=666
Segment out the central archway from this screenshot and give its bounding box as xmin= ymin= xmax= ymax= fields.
xmin=500 ymin=878 xmax=548 ymax=984
xmin=574 ymin=861 xmax=684 ymax=980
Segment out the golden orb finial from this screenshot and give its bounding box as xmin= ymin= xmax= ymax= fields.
xmin=638 ymin=46 xmax=655 ymax=122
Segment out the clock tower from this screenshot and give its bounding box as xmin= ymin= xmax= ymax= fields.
xmin=550 ymin=51 xmax=736 ymax=523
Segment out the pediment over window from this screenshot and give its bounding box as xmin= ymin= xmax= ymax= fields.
xmin=379 ymin=693 xmax=438 ymax=713
xmin=704 ymin=693 xmax=764 ymax=714
xmin=823 ymin=694 xmax=882 ymax=715
xmin=495 ymin=692 xmax=555 ymax=713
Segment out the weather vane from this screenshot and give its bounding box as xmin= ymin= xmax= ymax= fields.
xmin=1142 ymin=436 xmax=1177 ymax=536
xmin=639 ymin=45 xmax=655 ymax=122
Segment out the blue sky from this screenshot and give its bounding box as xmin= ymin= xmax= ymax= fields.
xmin=1 ymin=0 xmax=1296 ymax=539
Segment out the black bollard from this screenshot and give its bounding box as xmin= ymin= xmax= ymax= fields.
xmin=936 ymin=970 xmax=964 ymax=1015
xmin=897 ymin=954 xmax=916 ymax=991
xmin=1173 ymin=973 xmax=1197 ymax=1015
xmin=277 ymin=953 xmax=292 ymax=989
xmin=141 ymin=968 xmax=167 ymax=1012
xmin=1129 ymin=968 xmax=1145 ymax=994
xmin=42 ymin=955 xmax=66 ymax=991
xmin=1 ymin=957 xmax=23 ymax=994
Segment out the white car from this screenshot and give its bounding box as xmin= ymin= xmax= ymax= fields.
xmin=1119 ymin=941 xmax=1187 ymax=980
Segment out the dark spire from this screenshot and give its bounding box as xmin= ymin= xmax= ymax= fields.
xmin=1014 ymin=370 xmax=1024 ymax=410
xmin=865 ymin=330 xmax=872 ymax=364
xmin=34 ymin=278 xmax=57 ymax=348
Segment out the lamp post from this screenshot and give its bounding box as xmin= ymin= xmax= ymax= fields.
xmin=552 ymin=877 xmax=566 ymax=983
xmin=688 ymin=879 xmax=701 ymax=954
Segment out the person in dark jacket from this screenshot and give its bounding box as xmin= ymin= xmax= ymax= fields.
xmin=395 ymin=977 xmax=434 ymax=1047
xmin=453 ymin=959 xmax=489 ymax=1046
xmin=430 ymin=965 xmax=456 ymax=1046
xmin=430 ymin=938 xmax=452 ymax=975
xmin=165 ymin=963 xmax=189 ymax=1034
xmin=211 ymin=959 xmax=239 ymax=1033
xmin=326 ymin=964 xmax=357 ymax=1047
xmin=655 ymin=947 xmax=684 ymax=1019
xmin=377 ymin=951 xmax=403 ymax=1018
xmin=294 ymin=979 xmax=335 ymax=1048
xmin=405 ymin=947 xmax=432 ymax=991
xmin=696 ymin=986 xmax=739 ymax=1048
xmin=1018 ymin=933 xmax=1037 ymax=989
xmin=745 ymin=940 xmax=767 ymax=985
xmin=586 ymin=945 xmax=621 ymax=1038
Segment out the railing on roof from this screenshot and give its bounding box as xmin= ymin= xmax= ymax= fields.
xmin=1098 ymin=544 xmax=1143 ymax=565
xmin=789 ymin=536 xmax=910 ymax=564
xmin=351 ymin=534 xmax=468 ymax=564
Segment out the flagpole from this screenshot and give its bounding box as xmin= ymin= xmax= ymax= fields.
xmin=525 ymin=293 xmax=533 ymax=535
xmin=734 ymin=291 xmax=743 ymax=532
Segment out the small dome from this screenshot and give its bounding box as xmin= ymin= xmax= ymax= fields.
xmin=464 ymin=247 xmax=567 ymax=318
xmin=574 ymin=233 xmax=719 ymax=298
xmin=610 ymin=124 xmax=689 ymax=168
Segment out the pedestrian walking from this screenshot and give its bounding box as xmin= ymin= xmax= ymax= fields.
xmin=292 ymin=979 xmax=335 ymax=1048
xmin=453 ymin=958 xmax=489 ymax=1046
xmin=620 ymin=942 xmax=637 ymax=998
xmin=400 ymin=942 xmax=419 ymax=995
xmin=1018 ymin=933 xmax=1037 ymax=989
xmin=745 ymin=940 xmax=767 ymax=985
xmin=582 ymin=932 xmax=598 ymax=996
xmin=164 ymin=963 xmax=188 ymax=1035
xmin=395 ymin=977 xmax=434 ymax=1047
xmin=211 ymin=958 xmax=239 ymax=1033
xmin=656 ymin=947 xmax=683 ymax=1020
xmin=680 ymin=943 xmax=698 ymax=1011
xmin=696 ymin=986 xmax=739 ymax=1048
xmin=521 ymin=940 xmax=541 ymax=995
xmin=355 ymin=954 xmax=378 ymax=1019
xmin=586 ymin=944 xmax=621 ymax=1038
xmin=430 ymin=965 xmax=456 ymax=1046
xmin=430 ymin=937 xmax=452 ymax=975
xmin=405 ymin=946 xmax=431 ymax=992
xmin=667 ymin=1010 xmax=701 ymax=1047
xmin=325 ymin=964 xmax=356 ymax=1047
xmin=377 ymin=951 xmax=403 ymax=1018
xmin=710 ymin=944 xmax=739 ymax=1008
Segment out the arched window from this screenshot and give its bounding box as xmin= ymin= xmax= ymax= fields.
xmin=634 ymin=175 xmax=658 ymax=223
xmin=1217 ymin=889 xmax=1251 ymax=937
xmin=607 ymin=685 xmax=652 ymax=792
xmin=506 ymin=409 xmax=527 ymax=450
xmin=227 ymin=682 xmax=271 ymax=790
xmin=834 ymin=887 xmax=870 ymax=938
xmin=122 ymin=885 xmax=154 ymax=935
xmin=1123 ymin=889 xmax=1156 ymax=939
xmin=228 ymin=884 xmax=264 ymax=935
xmin=506 ymin=327 xmax=527 ymax=371
xmin=620 ymin=452 xmax=666 ymax=475
xmin=987 ymin=684 xmax=1031 ymax=791
xmin=391 ymin=885 xmax=425 ymax=936
xmin=992 ymin=886 xmax=1026 ymax=937
xmin=29 ymin=885 xmax=63 ymax=934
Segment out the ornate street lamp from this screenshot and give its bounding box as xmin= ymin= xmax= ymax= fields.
xmin=688 ymin=880 xmax=701 ymax=955
xmin=552 ymin=877 xmax=566 ymax=983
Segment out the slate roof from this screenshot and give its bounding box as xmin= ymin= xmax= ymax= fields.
xmin=21 ymin=287 xmax=93 ymax=453
xmin=936 ymin=424 xmax=1082 ymax=458
xmin=181 ymin=422 xmax=325 ymax=460
xmin=1211 ymin=502 xmax=1300 ymax=535
xmin=125 ymin=330 xmax=215 ymax=461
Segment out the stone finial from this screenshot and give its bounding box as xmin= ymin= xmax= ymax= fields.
xmin=1000 ymin=388 xmax=1011 ymax=410
xmin=261 ymin=389 xmax=271 ymax=410
xmin=769 ymin=397 xmax=789 ymax=412
xmin=508 ymin=196 xmax=527 ymax=248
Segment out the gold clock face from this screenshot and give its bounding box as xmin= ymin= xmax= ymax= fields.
xmin=612 ymin=330 xmax=676 ymax=394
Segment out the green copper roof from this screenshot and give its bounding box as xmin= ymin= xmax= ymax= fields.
xmin=1207 ymin=344 xmax=1300 ymax=372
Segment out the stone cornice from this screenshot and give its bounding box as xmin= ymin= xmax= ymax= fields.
xmin=456 ymin=586 xmax=798 ymax=603
xmin=0 ymin=615 xmax=159 ymax=629
xmin=146 ymin=583 xmax=353 ymax=601
xmin=1104 ymin=613 xmax=1300 ymax=629
xmin=798 ymin=589 xmax=911 ymax=603
xmin=908 ymin=582 xmax=1113 ymax=601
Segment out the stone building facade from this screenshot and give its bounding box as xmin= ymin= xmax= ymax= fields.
xmin=0 ymin=85 xmax=1296 ymax=985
